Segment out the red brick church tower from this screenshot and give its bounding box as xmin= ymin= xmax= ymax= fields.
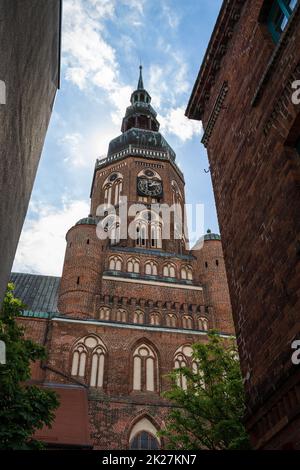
xmin=13 ymin=68 xmax=234 ymax=449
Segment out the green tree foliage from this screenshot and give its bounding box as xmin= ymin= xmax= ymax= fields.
xmin=160 ymin=333 xmax=251 ymax=450
xmin=0 ymin=284 xmax=59 ymax=449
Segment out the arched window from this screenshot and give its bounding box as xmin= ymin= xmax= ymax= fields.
xmin=90 ymin=345 xmax=106 ymax=387
xmin=114 ymin=179 xmax=123 ymax=205
xmin=182 ymin=315 xmax=193 ymax=329
xmin=71 ymin=343 xmax=87 ymax=378
xmin=136 ymin=222 xmax=147 ymax=247
xmin=110 ymin=222 xmax=120 ymax=246
xmin=166 ymin=313 xmax=177 ymax=327
xmin=133 ymin=344 xmax=158 ymax=392
xmin=134 ymin=209 xmax=163 ymax=249
xmin=130 ymin=431 xmax=159 ymax=450
xmin=198 ymin=317 xmax=208 ymax=331
xmin=163 ymin=263 xmax=176 ymax=278
xmin=109 ymin=256 xmax=122 ymax=271
xmin=103 ymin=172 xmax=123 ymax=206
xmin=133 ymin=310 xmax=144 ymax=324
xmin=150 ymin=224 xmax=162 ymax=249
xmin=129 ymin=417 xmax=160 ymax=450
xmin=174 ymin=345 xmax=198 ymax=390
xmin=127 ymin=258 xmax=140 ymax=273
xmin=116 ymin=308 xmax=127 ymax=322
xmin=150 ymin=312 xmax=160 ymax=326
xmin=145 ymin=261 xmax=157 ymax=276
xmin=181 ymin=266 xmax=193 ymax=280
xmin=99 ymin=306 xmax=111 ymax=321
xmin=104 ymin=185 xmax=112 ymax=205
xmin=71 ymin=335 xmax=107 ymax=388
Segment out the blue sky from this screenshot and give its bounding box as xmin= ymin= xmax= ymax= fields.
xmin=13 ymin=0 xmax=223 ymax=276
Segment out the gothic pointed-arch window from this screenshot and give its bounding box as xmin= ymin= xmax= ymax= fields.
xmin=103 ymin=172 xmax=123 ymax=206
xmin=136 ymin=222 xmax=147 ymax=247
xmin=174 ymin=345 xmax=198 ymax=390
xmin=110 ymin=222 xmax=120 ymax=246
xmin=133 ymin=310 xmax=144 ymax=324
xmin=71 ymin=343 xmax=87 ymax=378
xmin=99 ymin=306 xmax=111 ymax=321
xmin=133 ymin=344 xmax=158 ymax=392
xmin=114 ymin=179 xmax=123 ymax=205
xmin=116 ymin=308 xmax=127 ymax=322
xmin=150 ymin=223 xmax=162 ymax=249
xmin=182 ymin=315 xmax=193 ymax=329
xmin=166 ymin=313 xmax=177 ymax=327
xmin=109 ymin=256 xmax=122 ymax=271
xmin=104 ymin=184 xmax=112 ymax=205
xmin=181 ymin=266 xmax=193 ymax=280
xmin=145 ymin=261 xmax=157 ymax=276
xmin=130 ymin=431 xmax=159 ymax=450
xmin=163 ymin=263 xmax=176 ymax=278
xmin=150 ymin=312 xmax=160 ymax=326
xmin=90 ymin=345 xmax=106 ymax=388
xmin=127 ymin=258 xmax=140 ymax=273
xmin=71 ymin=335 xmax=107 ymax=388
xmin=198 ymin=317 xmax=209 ymax=331
xmin=129 ymin=417 xmax=160 ymax=450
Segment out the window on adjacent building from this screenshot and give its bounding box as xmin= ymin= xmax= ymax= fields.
xmin=296 ymin=136 xmax=300 ymax=155
xmin=267 ymin=0 xmax=298 ymax=43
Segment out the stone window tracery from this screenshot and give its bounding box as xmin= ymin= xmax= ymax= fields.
xmin=133 ymin=344 xmax=158 ymax=392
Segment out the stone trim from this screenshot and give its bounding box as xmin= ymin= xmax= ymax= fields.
xmin=52 ymin=316 xmax=233 ymax=338
xmin=102 ymin=274 xmax=203 ymax=291
xmin=185 ymin=0 xmax=244 ymax=120
xmin=201 ymin=81 xmax=229 ymax=147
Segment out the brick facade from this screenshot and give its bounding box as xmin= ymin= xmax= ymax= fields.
xmin=186 ymin=0 xmax=300 ymax=449
xmin=16 ymin=68 xmax=234 ymax=449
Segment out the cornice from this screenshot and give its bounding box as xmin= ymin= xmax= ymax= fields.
xmin=185 ymin=0 xmax=244 ymax=121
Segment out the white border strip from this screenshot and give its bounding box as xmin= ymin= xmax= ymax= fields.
xmin=52 ymin=316 xmax=233 ymax=338
xmin=102 ymin=275 xmax=203 ymax=291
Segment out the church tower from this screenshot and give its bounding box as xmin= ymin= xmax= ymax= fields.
xmin=49 ymin=68 xmax=234 ymax=449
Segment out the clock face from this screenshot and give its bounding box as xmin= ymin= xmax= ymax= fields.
xmin=137 ymin=177 xmax=163 ymax=197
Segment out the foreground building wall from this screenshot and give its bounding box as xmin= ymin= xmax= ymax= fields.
xmin=0 ymin=0 xmax=61 ymax=305
xmin=186 ymin=0 xmax=300 ymax=449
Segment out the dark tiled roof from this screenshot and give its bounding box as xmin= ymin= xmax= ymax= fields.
xmin=10 ymin=272 xmax=61 ymax=314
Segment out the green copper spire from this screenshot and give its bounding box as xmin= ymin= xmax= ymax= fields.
xmin=137 ymin=65 xmax=144 ymax=90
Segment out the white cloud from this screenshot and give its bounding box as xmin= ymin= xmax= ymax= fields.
xmin=60 ymin=125 xmax=120 ymax=168
xmin=62 ymin=0 xmax=143 ymax=124
xmin=162 ymin=3 xmax=180 ymax=29
xmin=62 ymin=0 xmax=199 ymax=144
xmin=13 ymin=199 xmax=90 ymax=276
xmin=160 ymin=106 xmax=202 ymax=142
